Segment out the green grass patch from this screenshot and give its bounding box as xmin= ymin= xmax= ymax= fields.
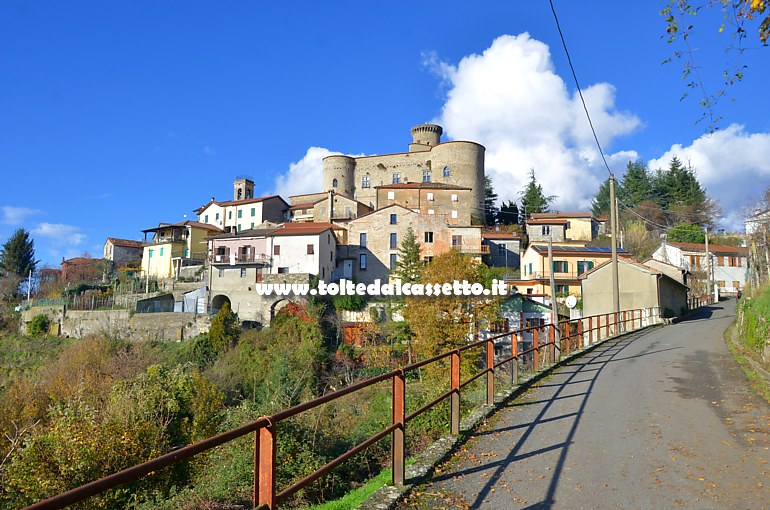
xmin=305 ymin=459 xmax=414 ymax=510
xmin=725 ymin=324 xmax=770 ymax=404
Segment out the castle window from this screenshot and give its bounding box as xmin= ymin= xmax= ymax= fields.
xmin=362 ymin=175 xmax=370 ymax=188
xmin=451 ymin=194 xmax=458 ymax=202
xmin=423 ymin=169 xmax=431 ymax=182
xmin=360 ymin=253 xmax=367 ymax=270
xmin=387 ymin=191 xmax=395 ymax=200
xmin=427 ymin=192 xmax=434 ymax=201
xmin=443 ymin=166 xmax=451 ymax=177
xmin=392 ymin=173 xmax=401 ymax=184
xmin=424 ymin=232 xmax=433 ymax=243
xmin=390 ymin=213 xmax=397 ymax=225
xmin=451 ymin=210 xmax=458 ymax=219
xmin=360 ymin=233 xmax=367 ymax=248
xmin=390 ymin=253 xmax=397 ymax=270
xmin=390 ymin=233 xmax=397 ymax=249
xmin=332 ymin=178 xmax=338 ymax=188
xmin=237 ymin=189 xmax=242 ymax=200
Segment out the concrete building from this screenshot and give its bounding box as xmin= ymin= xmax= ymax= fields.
xmin=195 ymin=177 xmax=288 ymax=234
xmin=517 ymin=245 xmax=630 ymax=298
xmin=103 ymin=238 xmax=144 ymax=266
xmin=344 ymin=204 xmax=484 ymax=284
xmin=482 ymin=233 xmax=522 ymax=271
xmin=141 ymin=221 xmax=222 ymax=279
xmin=651 ymin=241 xmax=749 ymax=294
xmin=374 ymin=182 xmax=474 ymax=225
xmin=322 ymin=123 xmax=486 ymax=223
xmin=525 ymin=212 xmax=599 ymax=245
xmin=580 ymin=258 xmax=689 ymax=318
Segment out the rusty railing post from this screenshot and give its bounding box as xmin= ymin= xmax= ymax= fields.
xmin=564 ymin=322 xmax=571 ymax=355
xmin=549 ymin=325 xmax=556 ymax=364
xmin=486 ymin=337 xmax=495 ymax=406
xmin=255 ymin=422 xmax=276 ymax=509
xmin=392 ymin=370 xmax=405 ymax=486
xmin=533 ymin=328 xmax=540 ymax=372
xmin=512 ymin=333 xmax=519 ymax=384
xmin=577 ymin=320 xmax=584 ymax=349
xmin=450 ymin=350 xmax=460 ymax=435
xmin=605 ymin=313 xmax=610 ymax=338
xmin=588 ymin=316 xmax=594 ymax=345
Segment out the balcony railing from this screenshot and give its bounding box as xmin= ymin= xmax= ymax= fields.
xmin=518 ymin=270 xmax=591 ymax=281
xmin=210 ymin=254 xmax=271 ymax=265
xmin=453 ymin=244 xmax=490 ymax=254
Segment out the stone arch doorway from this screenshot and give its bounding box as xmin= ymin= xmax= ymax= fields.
xmin=270 ymin=298 xmax=291 ymax=319
xmin=211 ymin=294 xmax=231 ymax=315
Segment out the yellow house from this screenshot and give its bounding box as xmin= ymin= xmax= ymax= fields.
xmin=141 ymin=221 xmax=222 ymax=278
xmin=525 ymin=212 xmax=599 ymax=245
xmin=515 ymin=244 xmax=630 ymax=298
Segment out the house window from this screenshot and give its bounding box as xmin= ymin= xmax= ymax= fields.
xmin=733 ymin=280 xmax=740 ymax=289
xmin=251 ymin=222 xmax=255 ymax=229
xmin=229 ymin=211 xmax=232 ymax=219
xmin=390 ymin=214 xmax=397 ymax=224
xmin=277 ymin=267 xmax=288 ymax=274
xmin=238 ymin=224 xmax=242 ymax=232
xmin=528 ymin=262 xmax=533 ymax=275
xmin=360 ymin=233 xmax=367 ymax=248
xmin=553 ymin=261 xmax=568 ymax=273
xmin=332 ymin=178 xmax=338 ymax=188
xmin=238 ymin=210 xmax=242 ymax=218
xmin=717 ymin=280 xmax=726 ymax=288
xmin=362 ymin=175 xmax=370 ymax=188
xmin=392 ymin=173 xmax=401 ymax=184
xmin=148 ymin=249 xmax=153 ymax=258
xmin=390 ymin=233 xmax=397 ymax=249
xmin=717 ymin=256 xmax=724 ymax=266
xmin=307 ymin=244 xmax=314 ymax=255
xmin=251 ymin=207 xmax=255 ymax=217
xmin=428 ymin=209 xmax=434 ymax=215
xmin=556 ymin=284 xmax=569 ymax=294
xmin=424 ymin=256 xmax=433 ymax=263
xmin=451 ymin=194 xmax=458 ymax=202
xmin=390 ymin=253 xmax=397 ymax=270
xmin=159 ymin=247 xmax=164 ymax=256
xmin=577 ymin=261 xmax=594 ymax=275
xmin=728 ymin=256 xmax=739 ymax=267
xmin=452 ymin=235 xmax=462 ymax=248
xmin=427 ymin=192 xmax=434 ymax=201
xmin=451 ymin=210 xmax=458 ymax=219
xmin=443 ymin=166 xmax=450 ymax=177
xmin=423 ymin=169 xmax=431 ymax=182
xmin=240 ymin=268 xmax=247 ymax=277
xmin=425 ymin=232 xmax=434 ymax=243
xmin=215 ymin=213 xmax=220 ymax=221
xmin=387 ymin=191 xmax=395 ymax=200
xmin=541 ymin=225 xmax=551 ymax=236
xmin=204 ymin=214 xmax=209 ymax=223
xmin=359 ymin=253 xmax=367 ymax=270
xmin=274 ymin=245 xmax=280 ymax=256
xmin=498 ymin=244 xmax=506 ymax=255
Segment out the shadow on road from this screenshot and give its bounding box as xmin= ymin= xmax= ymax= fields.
xmin=671 ymin=305 xmax=725 ymax=323
xmin=423 ymin=330 xmax=647 ymax=509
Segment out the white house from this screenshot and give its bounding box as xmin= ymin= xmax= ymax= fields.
xmin=651 ymin=241 xmax=748 ymax=294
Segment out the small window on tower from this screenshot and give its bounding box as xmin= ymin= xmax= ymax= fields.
xmin=443 ymin=166 xmax=451 ymax=177
xmin=332 ymin=178 xmax=338 ymax=188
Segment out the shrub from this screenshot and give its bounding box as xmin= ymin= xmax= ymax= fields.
xmin=27 ymin=314 xmax=50 ymax=336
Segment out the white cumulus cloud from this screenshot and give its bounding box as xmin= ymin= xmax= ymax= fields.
xmin=1 ymin=206 xmax=43 ymax=225
xmin=429 ymin=33 xmax=642 ymax=212
xmin=32 ymin=223 xmax=87 ymax=247
xmin=273 ymin=146 xmax=341 ymax=199
xmin=648 ymin=124 xmax=770 ymax=230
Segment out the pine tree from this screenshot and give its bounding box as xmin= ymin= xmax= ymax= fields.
xmin=483 ymin=175 xmax=499 ymax=226
xmin=519 ymin=169 xmax=555 ymax=217
xmin=619 ymin=160 xmax=652 ymax=208
xmin=0 ymin=228 xmax=37 ymax=279
xmin=394 ymin=227 xmax=422 ymax=284
xmin=591 ymin=178 xmax=611 ymax=217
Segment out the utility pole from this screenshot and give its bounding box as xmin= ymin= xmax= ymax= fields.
xmin=609 ymin=174 xmax=620 ymax=324
xmin=548 ymin=234 xmax=560 ymax=360
xmin=704 ymin=228 xmax=712 ymax=303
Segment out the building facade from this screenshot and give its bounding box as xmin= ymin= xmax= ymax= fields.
xmin=651 ymin=241 xmax=749 ymax=294
xmin=103 ymin=238 xmax=144 ymax=266
xmin=322 ymin=123 xmax=486 ymax=223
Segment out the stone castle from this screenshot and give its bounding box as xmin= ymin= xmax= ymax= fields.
xmin=322 ymin=123 xmax=486 ymax=222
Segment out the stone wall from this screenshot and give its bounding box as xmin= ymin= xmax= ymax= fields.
xmin=20 ymin=307 xmax=209 ymax=342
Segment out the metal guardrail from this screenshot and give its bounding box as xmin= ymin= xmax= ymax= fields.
xmin=26 ymin=307 xmax=663 ymax=510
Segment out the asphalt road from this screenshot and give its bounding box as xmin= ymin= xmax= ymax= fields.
xmin=398 ymin=299 xmax=770 ymax=509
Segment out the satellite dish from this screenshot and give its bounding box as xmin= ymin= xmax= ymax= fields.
xmin=565 ymin=295 xmax=578 ymax=309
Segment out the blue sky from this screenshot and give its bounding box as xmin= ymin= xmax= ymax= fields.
xmin=2 ymin=1 xmax=769 ymax=267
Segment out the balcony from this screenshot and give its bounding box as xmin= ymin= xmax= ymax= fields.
xmin=210 ymin=253 xmax=271 ymax=265
xmin=453 ymin=244 xmax=490 ymax=255
xmin=519 ymin=270 xmax=589 ymax=281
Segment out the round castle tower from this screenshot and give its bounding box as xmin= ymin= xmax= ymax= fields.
xmin=409 ymin=123 xmax=443 ymax=152
xmin=322 ymin=155 xmax=356 ymax=198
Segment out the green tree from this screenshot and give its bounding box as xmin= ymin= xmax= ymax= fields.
xmin=393 ymin=227 xmax=422 ymax=284
xmin=483 ymin=175 xmax=499 ymax=226
xmin=209 ymin=301 xmax=240 ymax=353
xmin=591 ymin=177 xmax=612 ymax=218
xmin=498 ymin=200 xmax=520 ymax=226
xmin=667 ymin=223 xmax=706 ymax=243
xmin=619 ymin=160 xmax=653 ymax=208
xmin=519 ymin=169 xmax=555 ymax=217
xmin=0 ymin=228 xmax=37 ymax=297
